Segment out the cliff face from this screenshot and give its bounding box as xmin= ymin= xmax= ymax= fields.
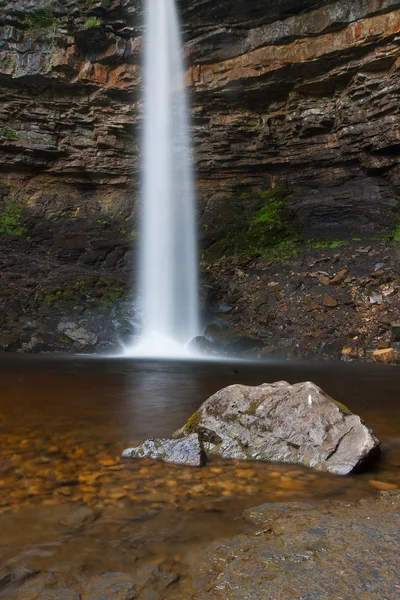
xmin=187 ymin=0 xmax=400 ymax=244
xmin=0 ymin=0 xmax=399 ymax=248
xmin=0 ymin=0 xmax=399 ymax=355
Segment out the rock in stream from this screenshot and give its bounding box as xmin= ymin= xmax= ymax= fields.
xmin=123 ymin=381 xmax=380 ymax=474
xmin=122 ymin=434 xmax=204 ymax=467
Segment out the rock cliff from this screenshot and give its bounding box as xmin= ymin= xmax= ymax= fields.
xmin=1 ymin=0 xmax=399 ymax=238
xmin=0 ymin=0 xmax=399 ymax=354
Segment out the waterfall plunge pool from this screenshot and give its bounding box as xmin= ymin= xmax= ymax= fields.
xmin=0 ymin=355 xmax=399 ymax=597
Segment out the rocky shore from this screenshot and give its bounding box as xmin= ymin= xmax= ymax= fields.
xmin=193 ymin=491 xmax=400 ymax=600
xmin=0 ymin=236 xmax=399 ymax=361
xmin=202 ymin=239 xmax=400 ymax=363
xmin=1 ymin=492 xmax=399 ymax=599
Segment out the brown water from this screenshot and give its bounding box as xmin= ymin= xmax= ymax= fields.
xmin=0 ymin=355 xmax=399 ymax=598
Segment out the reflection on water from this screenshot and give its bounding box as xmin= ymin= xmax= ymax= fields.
xmin=0 ymin=356 xmax=399 ymax=598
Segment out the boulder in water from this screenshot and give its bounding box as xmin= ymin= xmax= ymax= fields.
xmin=122 ymin=434 xmax=204 ymax=467
xmin=174 ymin=381 xmax=380 ymax=475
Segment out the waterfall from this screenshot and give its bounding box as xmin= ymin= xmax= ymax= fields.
xmin=126 ymin=0 xmax=199 ymax=357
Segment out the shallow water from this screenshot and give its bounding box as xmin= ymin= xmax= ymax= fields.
xmin=0 ymin=356 xmax=399 ymax=597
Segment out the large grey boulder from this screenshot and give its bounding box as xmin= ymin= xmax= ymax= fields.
xmin=174 ymin=381 xmax=380 ymax=474
xmin=122 ymin=434 xmax=204 ymax=467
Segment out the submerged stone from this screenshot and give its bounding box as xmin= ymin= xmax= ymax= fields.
xmin=175 ymin=381 xmax=380 ymax=475
xmin=122 ymin=434 xmax=204 ymax=467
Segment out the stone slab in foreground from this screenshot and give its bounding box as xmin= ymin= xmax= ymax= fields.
xmin=193 ymin=491 xmax=400 ymax=600
xmin=122 ymin=433 xmax=204 ymax=466
xmin=176 ymin=381 xmax=380 ymax=474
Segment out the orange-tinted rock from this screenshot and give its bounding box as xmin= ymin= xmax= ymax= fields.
xmin=369 ymin=480 xmax=398 ymax=491
xmin=329 ymin=270 xmax=349 ymax=286
xmin=372 ymin=348 xmax=398 ymax=363
xmin=323 ymin=295 xmax=338 ymax=308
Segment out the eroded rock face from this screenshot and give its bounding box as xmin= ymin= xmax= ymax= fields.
xmin=0 ymin=0 xmax=398 ymax=240
xmin=122 ymin=433 xmax=204 ymax=467
xmin=176 ymin=381 xmax=380 ymax=474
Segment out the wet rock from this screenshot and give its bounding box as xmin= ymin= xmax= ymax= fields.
xmin=188 ymin=336 xmax=217 ymax=354
xmin=372 ymin=348 xmax=398 ymax=363
xmin=370 ymin=291 xmax=383 ymax=304
xmin=104 ymin=251 xmax=120 ymax=267
xmin=60 ymin=506 xmax=98 ymax=531
xmin=391 ymin=321 xmax=400 ymax=342
xmin=203 ymin=323 xmax=237 ymax=345
xmin=199 ymin=284 xmax=217 ymax=314
xmin=374 ymin=262 xmax=385 ymax=271
xmin=0 ymin=334 xmax=20 ymax=351
xmin=243 ymin=502 xmax=315 ymax=526
xmin=341 ymin=346 xmax=358 ymax=359
xmin=57 ymin=322 xmax=98 ymax=347
xmin=195 ymin=492 xmax=400 ymax=600
xmin=323 ymin=295 xmax=338 ymax=308
xmin=84 ymin=574 xmax=136 ymax=600
xmin=122 ymin=434 xmax=205 ymax=467
xmin=203 ymin=323 xmax=263 ymax=355
xmin=176 ymin=382 xmax=380 ymax=474
xmin=216 ymin=304 xmax=233 ymax=314
xmin=37 ymin=591 xmax=80 ymax=600
xmin=329 ymin=269 xmax=348 ymax=286
xmin=0 ymin=568 xmax=40 ymax=590
xmin=224 ymin=335 xmax=264 ymax=355
xmin=318 ymin=275 xmax=330 ymax=286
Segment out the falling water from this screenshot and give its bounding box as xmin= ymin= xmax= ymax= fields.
xmin=126 ymin=0 xmax=199 ymax=357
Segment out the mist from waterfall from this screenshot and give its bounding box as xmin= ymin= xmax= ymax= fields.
xmin=126 ymin=0 xmax=199 ymax=357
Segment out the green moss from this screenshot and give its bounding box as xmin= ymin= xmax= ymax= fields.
xmin=0 ymin=128 xmax=18 ymax=140
xmin=119 ymin=228 xmax=137 ymax=241
xmin=101 ymin=299 xmax=113 ymax=310
xmin=203 ymin=187 xmax=297 ymax=260
xmin=0 ymin=198 xmax=25 ymax=237
xmin=84 ymin=17 xmax=102 ymax=29
xmin=251 ymin=188 xmax=289 ymax=228
xmin=75 ymin=278 xmax=96 ymax=287
xmin=184 ymin=411 xmax=202 ymax=433
xmin=309 ymin=239 xmax=349 ymax=249
xmin=42 ymin=292 xmax=58 ymax=305
xmin=265 ymin=239 xmax=299 ymax=261
xmin=391 ymin=220 xmax=400 ymax=243
xmin=24 ymin=8 xmax=60 ymax=31
xmin=333 ymin=400 xmax=352 ymax=415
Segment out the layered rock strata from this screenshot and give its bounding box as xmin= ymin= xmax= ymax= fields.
xmin=0 ymin=0 xmax=399 ymax=351
xmin=0 ymin=0 xmax=399 ymax=239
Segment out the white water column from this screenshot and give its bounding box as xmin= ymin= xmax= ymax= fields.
xmin=128 ymin=0 xmax=199 ymax=356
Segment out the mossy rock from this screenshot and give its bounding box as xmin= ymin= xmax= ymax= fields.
xmin=184 ymin=411 xmax=202 ymax=433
